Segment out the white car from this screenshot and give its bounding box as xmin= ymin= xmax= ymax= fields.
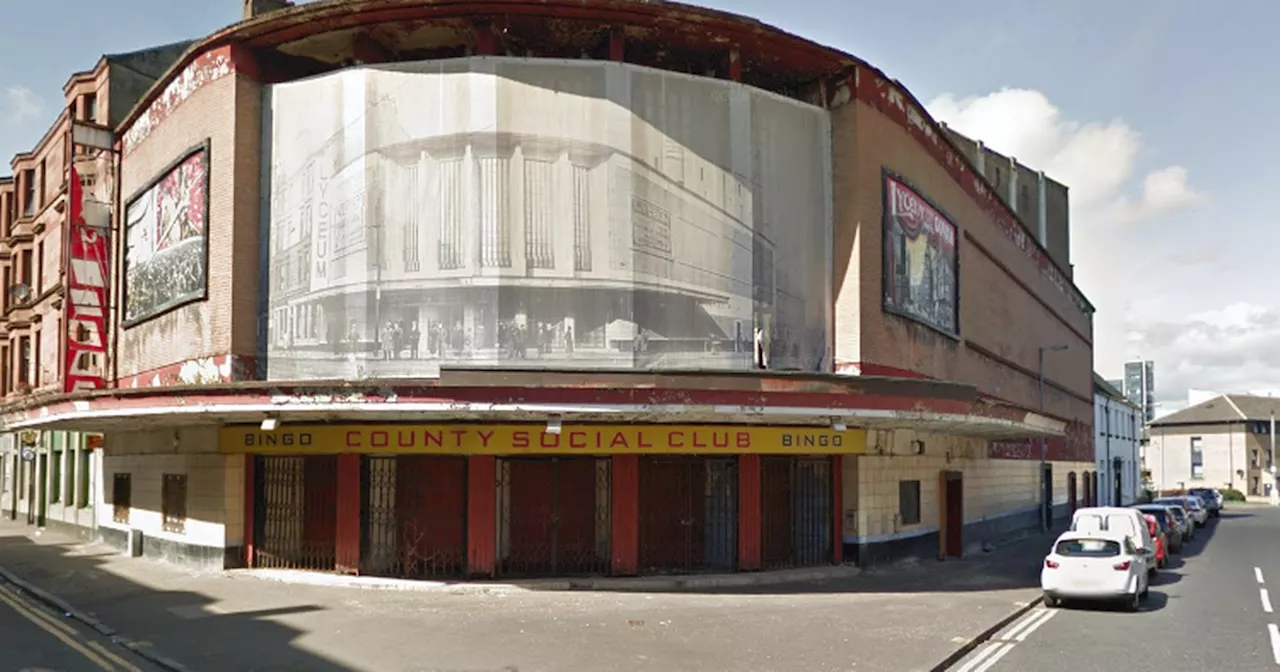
xmin=1041 ymin=530 xmax=1150 ymax=611
xmin=1070 ymin=506 xmax=1157 ymax=576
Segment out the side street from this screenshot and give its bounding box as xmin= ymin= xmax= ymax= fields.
xmin=0 ymin=518 xmax=1059 ymax=672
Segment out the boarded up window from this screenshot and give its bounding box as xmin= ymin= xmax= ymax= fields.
xmin=899 ymin=480 xmax=921 ymax=525
xmin=112 ymin=473 xmax=131 ymax=524
xmin=162 ymin=473 xmax=188 ymax=534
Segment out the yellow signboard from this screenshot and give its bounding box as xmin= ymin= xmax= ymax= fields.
xmin=218 ymin=424 xmax=866 ymax=456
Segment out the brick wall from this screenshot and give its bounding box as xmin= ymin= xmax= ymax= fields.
xmin=116 ymin=68 xmax=263 ymax=380
xmin=832 ymin=96 xmax=1093 ymax=427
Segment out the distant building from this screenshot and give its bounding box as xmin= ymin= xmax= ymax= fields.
xmin=1123 ymin=360 xmax=1156 ymax=423
xmin=1146 ymin=393 xmax=1279 ymax=495
xmin=1094 ymin=375 xmax=1142 ymax=505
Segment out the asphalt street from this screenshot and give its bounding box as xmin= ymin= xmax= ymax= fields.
xmin=946 ymin=504 xmax=1280 ymax=671
xmin=0 ymin=576 xmax=157 ymax=672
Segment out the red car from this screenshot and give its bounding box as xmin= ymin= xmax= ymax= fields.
xmin=1143 ymin=513 xmax=1167 ymax=569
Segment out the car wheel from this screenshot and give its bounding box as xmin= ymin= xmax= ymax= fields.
xmin=1125 ymin=592 xmax=1141 ymax=612
xmin=1043 ymin=593 xmax=1060 ymax=609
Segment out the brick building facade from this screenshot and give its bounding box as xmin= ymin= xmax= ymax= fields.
xmin=0 ymin=0 xmax=1096 ymax=576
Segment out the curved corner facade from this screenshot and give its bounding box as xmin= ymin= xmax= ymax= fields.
xmin=263 ymin=59 xmax=833 ymax=378
xmin=0 ymin=0 xmax=1097 ymax=579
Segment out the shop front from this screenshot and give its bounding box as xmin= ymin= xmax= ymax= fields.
xmin=220 ymin=423 xmax=863 ymax=579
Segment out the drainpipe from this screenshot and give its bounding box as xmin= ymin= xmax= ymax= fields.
xmin=1037 ymin=171 xmax=1048 ymax=247
xmin=1104 ymin=400 xmax=1112 ymax=505
xmin=1008 ymin=156 xmax=1019 ymax=212
xmin=1270 ymin=411 xmax=1277 ymax=506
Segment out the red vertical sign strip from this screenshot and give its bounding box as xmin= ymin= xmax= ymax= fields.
xmin=64 ymin=166 xmax=109 ymax=392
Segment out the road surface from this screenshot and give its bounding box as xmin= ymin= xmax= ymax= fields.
xmin=0 ymin=577 xmax=157 ymax=672
xmin=946 ymin=505 xmax=1280 ymax=671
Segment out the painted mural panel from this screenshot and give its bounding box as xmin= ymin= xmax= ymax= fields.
xmin=262 ymin=58 xmax=834 ymax=381
xmin=881 ymin=172 xmax=959 ymax=336
xmin=122 ymin=144 xmax=210 ymax=326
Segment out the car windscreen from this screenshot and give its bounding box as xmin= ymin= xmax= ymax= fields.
xmin=1153 ymin=504 xmax=1186 ymax=519
xmin=1136 ymin=508 xmax=1169 ymax=524
xmin=1055 ymin=538 xmax=1122 ymax=557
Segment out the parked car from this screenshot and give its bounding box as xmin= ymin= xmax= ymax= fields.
xmin=1132 ymin=505 xmax=1183 ymax=553
xmin=1188 ymin=487 xmax=1222 ymax=517
xmin=1155 ymin=496 xmax=1207 ymax=528
xmin=1042 ymin=530 xmax=1150 ymax=611
xmin=1161 ymin=504 xmax=1194 ymax=541
xmin=1181 ymin=497 xmax=1210 ymax=527
xmin=1070 ymin=507 xmax=1157 ymax=577
xmin=1142 ymin=514 xmax=1167 ymax=568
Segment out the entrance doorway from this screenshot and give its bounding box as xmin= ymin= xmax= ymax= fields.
xmin=1041 ymin=463 xmax=1054 ymax=526
xmin=1068 ymin=472 xmax=1078 ymax=513
xmin=938 ymin=470 xmax=963 ymax=559
xmin=1112 ymin=459 xmax=1123 ymax=506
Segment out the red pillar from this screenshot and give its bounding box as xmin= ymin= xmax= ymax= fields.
xmin=610 ymin=455 xmax=639 ymax=576
xmin=831 ymin=455 xmax=844 ymax=565
xmin=608 ymin=27 xmax=625 ymax=61
xmin=727 ymin=49 xmax=742 ymax=82
xmin=475 ymin=23 xmax=497 ymax=56
xmin=334 ymin=454 xmax=361 ymax=575
xmin=467 ymin=455 xmax=497 ymax=577
xmin=242 ymin=454 xmax=255 ymax=568
xmin=737 ymin=455 xmax=762 ymax=571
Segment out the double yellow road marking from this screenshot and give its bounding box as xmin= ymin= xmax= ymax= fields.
xmin=0 ymin=581 xmax=142 ymax=672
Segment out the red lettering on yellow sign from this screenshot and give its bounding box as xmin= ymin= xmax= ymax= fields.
xmin=228 ymin=424 xmax=859 ymax=455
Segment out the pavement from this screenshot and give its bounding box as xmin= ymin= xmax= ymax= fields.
xmin=944 ymin=503 xmax=1276 ymax=671
xmin=0 ymin=520 xmax=1069 ymax=672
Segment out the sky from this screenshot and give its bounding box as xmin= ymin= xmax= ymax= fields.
xmin=1 ymin=0 xmax=1275 ymax=411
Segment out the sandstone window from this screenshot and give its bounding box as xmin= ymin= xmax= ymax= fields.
xmin=81 ymin=93 xmax=97 ymax=123
xmin=21 ymin=169 xmax=34 ymax=217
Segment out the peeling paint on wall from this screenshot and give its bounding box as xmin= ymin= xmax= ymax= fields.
xmin=122 ymin=46 xmax=235 ymax=155
xmin=989 ymin=420 xmax=1092 ymax=462
xmin=119 ymin=354 xmax=257 ymax=388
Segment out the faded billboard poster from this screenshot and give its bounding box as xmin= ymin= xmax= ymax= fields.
xmin=123 ymin=147 xmax=210 ymax=326
xmin=881 ymin=173 xmax=958 ymax=335
xmin=263 ymin=58 xmax=833 ymax=381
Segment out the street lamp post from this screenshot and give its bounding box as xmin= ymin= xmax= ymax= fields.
xmin=1038 ymin=344 xmax=1068 ymax=532
xmin=1270 ymin=411 xmax=1278 ymax=506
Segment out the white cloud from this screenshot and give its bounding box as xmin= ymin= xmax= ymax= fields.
xmin=4 ymin=86 xmax=44 ymax=127
xmin=926 ymin=88 xmax=1200 ymax=216
xmin=1100 ymin=165 xmax=1206 ymax=225
xmin=1129 ymin=302 xmax=1280 ymax=405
